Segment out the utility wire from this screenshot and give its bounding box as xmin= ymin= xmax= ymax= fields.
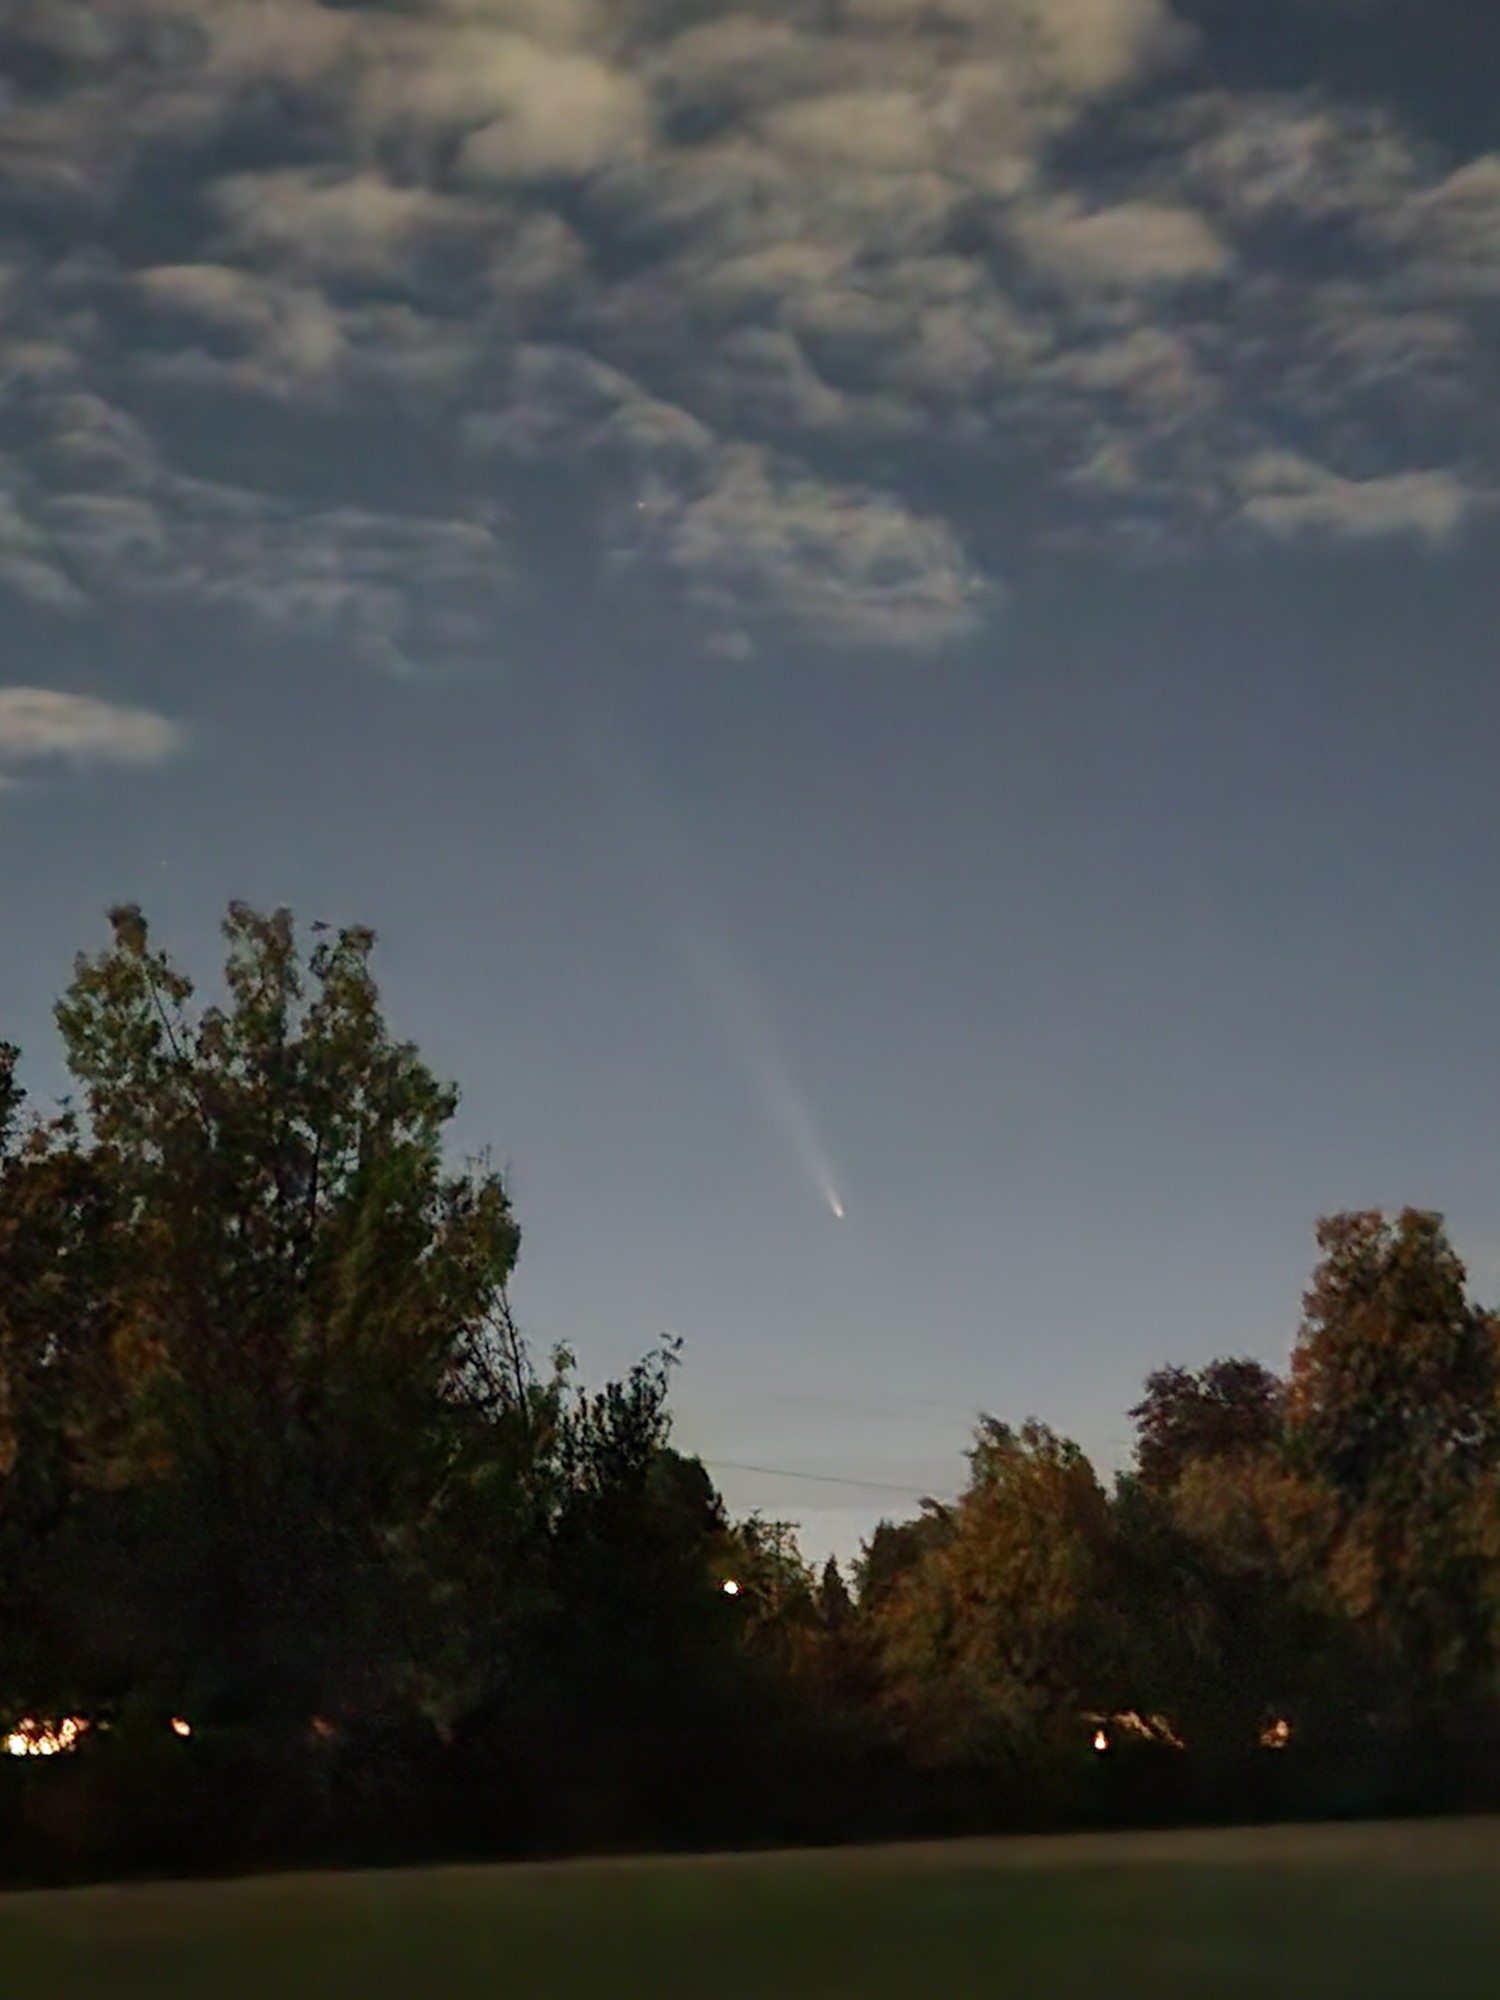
xmin=704 ymin=1457 xmax=945 ymax=1499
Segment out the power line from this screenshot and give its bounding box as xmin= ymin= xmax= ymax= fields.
xmin=704 ymin=1457 xmax=943 ymax=1499
xmin=683 ymin=1386 xmax=979 ymax=1424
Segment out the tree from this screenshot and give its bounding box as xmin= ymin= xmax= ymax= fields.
xmin=867 ymin=1420 xmax=1120 ymax=1771
xmin=5 ymin=901 xmax=803 ymax=1868
xmin=1287 ymin=1210 xmax=1500 ymax=1731
xmin=1130 ymin=1358 xmax=1285 ymax=1494
xmin=856 ymin=1511 xmax=951 ymax=1619
xmin=5 ymin=903 xmax=530 ymax=1736
xmin=0 ymin=1102 xmax=150 ymax=1719
xmin=0 ymin=1043 xmax=21 ymax=1155
xmin=1290 ymin=1212 xmax=1495 ymax=1498
xmin=817 ymin=1556 xmax=854 ymax=1634
xmin=1112 ymin=1449 xmax=1358 ymax=1774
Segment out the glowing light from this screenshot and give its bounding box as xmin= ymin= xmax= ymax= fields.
xmin=1260 ymin=1717 xmax=1292 ymax=1751
xmin=170 ymin=1717 xmax=192 ymax=1738
xmin=722 ymin=1579 xmax=741 ymax=1597
xmin=4 ymin=1717 xmax=89 ymax=1758
xmin=584 ymin=714 xmax=848 ymax=1226
xmin=676 ymin=930 xmax=845 ymax=1225
xmin=1093 ymin=1728 xmax=1109 ymax=1753
xmin=1118 ymin=1710 xmax=1186 ymax=1750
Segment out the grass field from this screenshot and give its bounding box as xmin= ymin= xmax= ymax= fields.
xmin=5 ymin=1818 xmax=1500 ymax=1998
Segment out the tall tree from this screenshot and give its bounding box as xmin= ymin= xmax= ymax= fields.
xmin=0 ymin=1042 xmax=21 ymax=1155
xmin=868 ymin=1421 xmax=1120 ymax=1770
xmin=1130 ymin=1358 xmax=1285 ymax=1494
xmin=12 ymin=903 xmax=530 ymax=1733
xmin=1114 ymin=1451 xmax=1354 ymax=1767
xmin=1288 ymin=1210 xmax=1500 ymax=1727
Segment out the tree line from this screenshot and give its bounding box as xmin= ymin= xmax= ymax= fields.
xmin=3 ymin=905 xmax=1499 ymax=1881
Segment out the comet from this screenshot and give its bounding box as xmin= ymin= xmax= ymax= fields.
xmin=580 ymin=702 xmax=849 ymax=1225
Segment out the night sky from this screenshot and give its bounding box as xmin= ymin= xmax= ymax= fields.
xmin=3 ymin=0 xmax=1498 ymax=1563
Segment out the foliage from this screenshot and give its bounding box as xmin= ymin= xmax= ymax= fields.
xmin=866 ymin=1420 xmax=1123 ymax=1770
xmin=7 ymin=902 xmax=1500 ymax=1873
xmin=1130 ymin=1359 xmax=1285 ymax=1495
xmin=0 ymin=908 xmax=717 ymax=1774
xmin=1287 ymin=1211 xmax=1500 ymax=1725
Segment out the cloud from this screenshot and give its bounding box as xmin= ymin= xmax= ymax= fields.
xmin=2 ymin=378 xmax=512 ymax=670
xmin=464 ymin=343 xmax=717 ymax=471
xmin=1016 ymin=196 xmax=1231 ymax=291
xmin=635 ymin=445 xmax=994 ymax=652
xmin=0 ymin=686 xmax=184 ymax=777
xmin=0 ymin=487 xmax=84 ymax=609
xmin=61 ymin=479 xmax=511 ymax=672
xmin=758 ymin=93 xmax=938 ymax=173
xmin=208 ymin=170 xmax=471 ymax=280
xmin=133 ymin=264 xmax=345 ymax=393
xmin=469 ymin=348 xmax=988 ymax=646
xmin=1175 ymin=95 xmax=1422 ymax=228
xmin=1386 ymin=154 xmax=1500 ymax=301
xmin=0 ymin=0 xmax=1496 ymax=662
xmin=366 ymin=25 xmax=650 ymax=182
xmin=839 ymin=0 xmax=1188 ymax=100
xmin=1017 ymin=0 xmax=1189 ymax=99
xmin=1237 ymin=453 xmax=1475 ymax=543
xmin=456 ymin=50 xmax=650 ymax=183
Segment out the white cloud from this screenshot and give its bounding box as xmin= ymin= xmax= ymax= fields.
xmin=646 ymin=15 xmax=814 ymax=123
xmin=1016 ymin=196 xmax=1231 ymax=290
xmin=1237 ymin=452 xmax=1474 ymax=543
xmin=61 ymin=481 xmax=511 ymax=671
xmin=173 ymin=501 xmax=508 ymax=669
xmin=840 ymin=0 xmax=1187 ymax=100
xmin=1177 ymin=96 xmax=1421 ymax=227
xmin=643 ymin=445 xmax=993 ymax=651
xmin=0 ymin=487 xmax=84 ymax=608
xmin=35 ymin=392 xmax=157 ymax=488
xmin=0 ymin=0 xmax=1495 ymax=659
xmin=702 ymin=326 xmax=855 ymax=433
xmin=458 ymin=51 xmax=649 ymax=181
xmin=194 ymin=0 xmax=358 ymax=92
xmin=467 ymin=343 xmax=717 ymax=466
xmin=3 ymin=382 xmax=513 ymax=670
xmin=758 ymin=92 xmax=936 ymax=172
xmin=367 ymin=27 xmax=650 ymax=181
xmin=209 ymin=170 xmax=469 ymax=278
xmin=1388 ymin=154 xmax=1500 ymax=300
xmin=134 ymin=264 xmax=344 ymax=390
xmin=1027 ymin=0 xmax=1189 ymax=98
xmin=0 ymin=687 xmax=184 ymax=774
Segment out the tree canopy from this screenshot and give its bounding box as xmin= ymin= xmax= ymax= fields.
xmin=4 ymin=904 xmax=1500 ymax=1876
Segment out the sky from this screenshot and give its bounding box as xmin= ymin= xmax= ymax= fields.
xmin=3 ymin=0 xmax=1499 ymax=1566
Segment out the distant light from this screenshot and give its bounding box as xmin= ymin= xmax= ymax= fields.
xmin=1260 ymin=1717 xmax=1292 ymax=1751
xmin=5 ymin=1717 xmax=88 ymax=1758
xmin=722 ymin=1579 xmax=741 ymax=1597
xmin=170 ymin=1717 xmax=192 ymax=1738
xmin=1093 ymin=1728 xmax=1109 ymax=1753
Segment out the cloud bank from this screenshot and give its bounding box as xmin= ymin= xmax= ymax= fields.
xmin=0 ymin=0 xmax=1495 ymax=662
